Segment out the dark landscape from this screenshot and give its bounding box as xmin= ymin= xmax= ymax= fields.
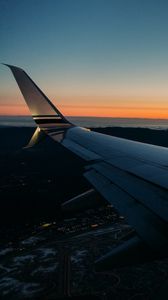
xmin=0 ymin=126 xmax=168 ymax=299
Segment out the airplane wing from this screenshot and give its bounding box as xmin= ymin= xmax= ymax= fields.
xmin=5 ymin=64 xmax=168 ymax=270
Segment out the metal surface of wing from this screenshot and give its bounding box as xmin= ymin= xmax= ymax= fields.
xmin=5 ymin=64 xmax=168 ymax=263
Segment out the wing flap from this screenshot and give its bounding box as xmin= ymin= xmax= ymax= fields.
xmin=107 ymin=157 xmax=168 ymax=190
xmin=90 ymin=161 xmax=168 ymax=222
xmin=85 ymin=168 xmax=168 ymax=250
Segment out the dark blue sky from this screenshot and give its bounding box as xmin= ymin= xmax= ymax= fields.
xmin=1 ymin=0 xmax=168 ymax=117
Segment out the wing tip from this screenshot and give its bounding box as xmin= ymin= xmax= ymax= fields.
xmin=2 ymin=63 xmax=24 ymax=72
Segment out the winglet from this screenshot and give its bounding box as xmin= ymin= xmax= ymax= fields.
xmin=4 ymin=64 xmax=72 ymax=129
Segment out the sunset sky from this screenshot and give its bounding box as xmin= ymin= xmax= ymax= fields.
xmin=1 ymin=0 xmax=168 ymax=118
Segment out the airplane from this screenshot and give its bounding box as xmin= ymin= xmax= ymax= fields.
xmin=4 ymin=64 xmax=168 ymax=271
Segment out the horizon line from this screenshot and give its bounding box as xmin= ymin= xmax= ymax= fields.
xmin=0 ymin=115 xmax=168 ymax=121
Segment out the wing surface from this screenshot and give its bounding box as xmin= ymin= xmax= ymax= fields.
xmin=5 ymin=64 xmax=168 ymax=267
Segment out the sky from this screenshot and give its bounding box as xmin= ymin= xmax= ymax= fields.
xmin=1 ymin=0 xmax=168 ymax=118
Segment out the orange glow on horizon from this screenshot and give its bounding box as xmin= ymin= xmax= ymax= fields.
xmin=1 ymin=94 xmax=168 ymax=119
xmin=0 ymin=105 xmax=30 ymax=116
xmin=1 ymin=103 xmax=168 ymax=119
xmin=61 ymin=105 xmax=168 ymax=119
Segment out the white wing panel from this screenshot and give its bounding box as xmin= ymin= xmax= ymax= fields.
xmin=66 ymin=127 xmax=168 ymax=190
xmin=66 ymin=127 xmax=168 ymax=166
